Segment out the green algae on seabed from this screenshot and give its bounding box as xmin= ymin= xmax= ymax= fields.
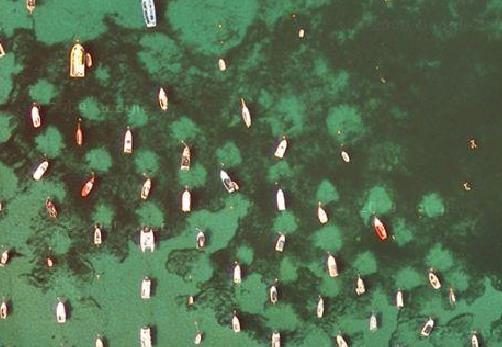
xmin=267 ymin=161 xmax=295 ymax=183
xmin=368 ymin=141 xmax=404 ymax=173
xmin=312 ymin=225 xmax=343 ymax=252
xmin=92 ymin=203 xmax=115 ymax=226
xmin=448 ymin=268 xmax=471 ymax=291
xmin=94 ymin=64 xmax=111 ymax=85
xmin=235 ymin=273 xmax=266 ymax=314
xmin=126 ymin=105 xmax=149 ymax=128
xmin=138 ymin=33 xmax=183 ymax=81
xmin=134 ymin=150 xmax=160 ymax=175
xmin=279 ymin=256 xmax=298 ymax=283
xmin=353 ymin=251 xmax=377 ymax=275
xmin=167 ymin=0 xmax=259 ymax=55
xmin=359 ymin=185 xmax=395 ymax=222
xmin=425 ymin=243 xmax=454 ymax=271
xmin=79 ymin=97 xmax=105 ymax=121
xmin=0 ymin=53 xmax=23 ymax=104
xmin=315 ymin=179 xmax=340 ymax=204
xmin=319 ymin=275 xmax=342 ymax=298
xmin=0 ymin=113 xmax=16 ymax=143
xmin=135 ymin=201 xmax=164 ymax=227
xmin=295 ymin=329 xmax=332 ymax=347
xmin=394 ymin=266 xmax=423 ymax=290
xmin=326 ymin=104 xmax=365 ymax=144
xmin=391 ymin=218 xmax=415 ymax=246
xmin=84 ymin=147 xmax=113 ymax=173
xmin=170 ymin=117 xmax=201 ymax=142
xmin=236 ymin=244 xmax=254 ymax=265
xmin=35 ymin=126 xmax=65 ymax=158
xmin=263 ymin=95 xmax=306 ymax=136
xmin=418 ymin=192 xmax=445 ymax=218
xmin=272 ymin=211 xmax=298 ymax=234
xmin=263 ymin=305 xmax=300 ymax=330
xmin=179 ymin=163 xmax=207 ymax=188
xmin=28 ymin=80 xmax=58 ymax=104
xmin=0 ymin=161 xmax=18 ymax=199
xmin=216 ymin=141 xmax=242 ymax=167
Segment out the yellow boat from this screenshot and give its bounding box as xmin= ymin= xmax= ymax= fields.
xmin=70 ymin=42 xmax=85 ymax=78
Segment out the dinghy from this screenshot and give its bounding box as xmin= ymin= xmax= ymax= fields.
xmin=26 ymin=0 xmax=36 ymax=14
xmin=370 ymin=312 xmax=377 ymax=331
xmin=69 ymin=42 xmax=85 ymax=78
xmin=274 ymin=137 xmax=287 ymax=159
xmin=396 ymin=289 xmax=404 ymax=309
xmin=218 ymin=58 xmax=227 ymax=71
xmin=124 ymin=127 xmax=133 ymax=154
xmin=84 ymin=53 xmax=93 ymax=68
xmin=275 ymin=233 xmax=285 ymax=252
xmin=298 ymin=28 xmax=305 ymax=38
xmin=180 ymin=142 xmax=190 ymax=171
xmin=194 ymin=331 xmax=203 ymax=345
xmin=158 ymin=87 xmax=168 ymax=110
xmin=428 ymin=268 xmax=441 ymax=289
xmin=94 ymin=224 xmax=102 ymax=246
xmin=355 ymin=275 xmax=366 ymax=296
xmin=373 ymin=216 xmax=388 ymax=241
xmin=472 ymin=332 xmax=479 ymax=347
xmin=448 ymin=287 xmax=456 ymax=307
xmin=81 ymin=172 xmax=95 ymax=197
xmin=220 ymin=170 xmax=239 ymax=193
xmin=0 ymin=42 xmax=5 ymax=58
xmin=75 ymin=118 xmax=83 ymax=146
xmin=420 ymin=317 xmax=434 ymax=337
xmin=31 ymin=103 xmax=41 ymax=128
xmin=276 ymin=188 xmax=286 ymax=211
xmin=182 ymin=187 xmax=191 ymax=212
xmin=0 ymin=300 xmax=7 ymax=319
xmin=317 ymin=202 xmax=328 ymax=224
xmin=46 ymin=197 xmax=58 ymax=218
xmin=140 ymin=327 xmax=152 ymax=347
xmin=139 ymin=227 xmax=155 ymax=252
xmin=233 ymin=262 xmax=241 ymax=284
xmin=271 ymin=332 xmax=281 ymax=347
xmin=33 ymin=160 xmax=49 ymax=181
xmin=56 ymin=299 xmax=66 ymax=323
xmin=270 ymin=280 xmax=278 ymax=304
xmin=140 ymin=176 xmax=151 ymax=200
xmin=140 ymin=276 xmax=151 ymax=299
xmin=341 ymin=151 xmax=350 ymax=163
xmin=232 ymin=312 xmax=241 ymax=333
xmin=336 ymin=334 xmax=349 ymax=347
xmin=196 ymin=229 xmax=205 ymax=249
xmin=141 ymin=0 xmax=157 ymax=28
xmin=0 ymin=250 xmax=9 ymax=267
xmin=327 ymin=253 xmax=338 ymax=277
xmin=240 ymin=98 xmax=251 ymax=128
xmin=95 ymin=335 xmax=104 ymax=347
xmin=316 ymin=296 xmax=324 ymax=318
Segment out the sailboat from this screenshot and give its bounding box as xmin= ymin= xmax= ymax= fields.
xmin=158 ymin=87 xmax=168 ymax=110
xmin=33 ymin=159 xmax=49 ymax=181
xmin=420 ymin=317 xmax=434 ymax=337
xmin=56 ymin=299 xmax=67 ymax=323
xmin=275 ymin=233 xmax=285 ymax=252
xmin=270 ymin=280 xmax=278 ymax=304
xmin=240 ymin=98 xmax=251 ymax=128
xmin=233 ymin=262 xmax=241 ymax=284
xmin=471 ymin=332 xmax=479 ymax=347
xmin=45 ymin=197 xmax=58 ymax=218
xmin=81 ymin=172 xmax=95 ymax=197
xmin=141 ymin=0 xmax=157 ymax=28
xmin=372 ymin=216 xmax=388 ymax=241
xmin=327 ymin=253 xmax=338 ymax=277
xmin=336 ymin=334 xmax=349 ymax=347
xmin=355 ymin=275 xmax=366 ymax=296
xmin=396 ymin=289 xmax=404 ymax=309
xmin=196 ymin=229 xmax=205 ymax=249
xmin=271 ymin=332 xmax=281 ymax=347
xmin=31 ymin=103 xmax=41 ymax=128
xmin=182 ymin=187 xmax=191 ymax=212
xmin=370 ymin=312 xmax=377 ymax=331
xmin=75 ymin=118 xmax=83 ymax=145
xmin=220 ymin=170 xmax=239 ymax=193
xmin=69 ymin=42 xmax=85 ymax=78
xmin=0 ymin=250 xmax=9 ymax=267
xmin=194 ymin=331 xmax=203 ymax=345
xmin=141 ymin=276 xmax=151 ymax=299
xmin=140 ymin=176 xmax=151 ymax=200
xmin=93 ymin=224 xmax=102 ymax=246
xmin=232 ymin=312 xmax=241 ymax=333
xmin=276 ymin=188 xmax=286 ymax=211
xmin=0 ymin=300 xmax=7 ymax=319
xmin=341 ymin=151 xmax=350 ymax=163
xmin=316 ymin=296 xmax=324 ymax=318
xmin=317 ymin=202 xmax=328 ymax=224
xmin=274 ymin=137 xmax=287 ymax=158
xmin=180 ymin=142 xmax=191 ymax=171
xmin=26 ymin=0 xmax=36 ymax=14
xmin=428 ymin=268 xmax=441 ymax=289
xmin=123 ymin=127 xmax=133 ymax=154
xmin=218 ymin=58 xmax=227 ymax=71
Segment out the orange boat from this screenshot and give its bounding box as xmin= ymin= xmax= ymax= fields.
xmin=75 ymin=118 xmax=83 ymax=145
xmin=373 ymin=216 xmax=388 ymax=240
xmin=45 ymin=198 xmax=58 ymax=218
xmin=81 ymin=173 xmax=95 ymax=197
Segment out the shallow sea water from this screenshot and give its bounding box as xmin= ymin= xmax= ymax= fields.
xmin=2 ymin=0 xmax=502 ymax=346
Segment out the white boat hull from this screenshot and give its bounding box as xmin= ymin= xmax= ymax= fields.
xmin=94 ymin=227 xmax=102 ymax=246
xmin=95 ymin=337 xmax=104 ymax=347
xmin=276 ymin=189 xmax=286 ymax=211
xmin=271 ymin=332 xmax=281 ymax=347
xmin=327 ymin=255 xmax=338 ymax=277
xmin=182 ymin=189 xmax=191 ymax=212
xmin=317 ymin=203 xmax=328 ymax=224
xmin=141 ymin=178 xmax=151 ymax=200
xmin=56 ymin=301 xmax=66 ymax=323
xmin=274 ymin=139 xmax=287 ymax=158
xmin=218 ymin=58 xmax=226 ymax=71
xmin=240 ymin=98 xmax=251 ymax=128
xmin=355 ymin=276 xmax=365 ymax=296
xmin=140 ymin=229 xmax=155 ymax=253
xmin=270 ymin=285 xmax=277 ymax=304
xmin=336 ymin=334 xmax=348 ymax=347
xmin=420 ymin=318 xmax=434 ymax=337
xmin=141 ymin=277 xmax=151 ymax=299
xmin=33 ymin=160 xmax=49 ymax=181
xmin=429 ymin=271 xmax=441 ymax=289
xmin=275 ymin=234 xmax=285 ymax=252
xmin=341 ymin=151 xmax=350 ymax=163
xmin=140 ymin=327 xmax=152 ymax=347
xmin=124 ymin=129 xmax=133 ymax=154
xmin=196 ymin=231 xmax=205 ymax=249
xmin=0 ymin=301 xmax=7 ymax=319
xmin=232 ymin=315 xmax=240 ymax=333
xmin=194 ymin=332 xmax=203 ymax=345
xmin=31 ymin=105 xmax=41 ymax=128
xmin=317 ymin=297 xmax=324 ymax=318
xmin=370 ymin=314 xmax=377 ymax=331
xmin=233 ymin=264 xmax=241 ymax=284
xmin=396 ymin=290 xmax=404 ymax=308
xmin=220 ymin=170 xmax=239 ymax=193
xmin=158 ymin=87 xmax=168 ymax=110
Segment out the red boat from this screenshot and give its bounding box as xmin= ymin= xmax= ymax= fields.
xmin=75 ymin=118 xmax=83 ymax=146
xmin=373 ymin=216 xmax=388 ymax=240
xmin=45 ymin=198 xmax=58 ymax=218
xmin=81 ymin=173 xmax=95 ymax=197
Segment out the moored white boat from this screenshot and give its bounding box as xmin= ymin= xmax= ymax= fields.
xmin=158 ymin=87 xmax=168 ymax=110
xmin=94 ymin=224 xmax=102 ymax=246
xmin=270 ymin=280 xmax=278 ymax=304
xmin=140 ymin=228 xmax=155 ymax=253
xmin=56 ymin=299 xmax=66 ymax=323
xmin=33 ymin=160 xmax=49 ymax=181
xmin=196 ymin=229 xmax=205 ymax=249
xmin=46 ymin=197 xmax=58 ymax=218
xmin=141 ymin=276 xmax=151 ymax=299
xmin=233 ymin=262 xmax=241 ymax=284
xmin=276 ymin=188 xmax=286 ymax=211
xmin=26 ymin=0 xmax=36 ymax=14
xmin=218 ymin=58 xmax=227 ymax=71
xmin=141 ymin=176 xmax=151 ymax=200
xmin=317 ymin=202 xmax=328 ymax=224
xmin=182 ymin=187 xmax=191 ymax=212
xmin=69 ymin=42 xmax=85 ymax=78
xmin=449 ymin=287 xmax=456 ymax=306
xmin=141 ymin=0 xmax=157 ymax=28
xmin=140 ymin=327 xmax=152 ymax=347
xmin=124 ymin=127 xmax=133 ymax=154
xmin=95 ymin=335 xmax=104 ymax=347
xmin=420 ymin=317 xmax=434 ymax=337
xmin=275 ymin=233 xmax=285 ymax=252
xmin=274 ymin=137 xmax=287 ymax=159
xmin=298 ymin=28 xmax=305 ymax=38
xmin=180 ymin=142 xmax=190 ymax=171
xmin=194 ymin=331 xmax=203 ymax=345
xmin=341 ymin=151 xmax=350 ymax=163
xmin=31 ymin=103 xmax=41 ymax=128
xmin=220 ymin=170 xmax=239 ymax=193
xmin=327 ymin=253 xmax=338 ymax=277
xmin=428 ymin=268 xmax=441 ymax=289
xmin=396 ymin=289 xmax=404 ymax=309
xmin=0 ymin=300 xmax=7 ymax=319
xmin=0 ymin=42 xmax=5 ymax=57
xmin=75 ymin=118 xmax=83 ymax=146
xmin=240 ymin=98 xmax=251 ymax=128
xmin=355 ymin=275 xmax=365 ymax=296
xmin=271 ymin=332 xmax=281 ymax=347
xmin=336 ymin=333 xmax=349 ymax=347
xmin=0 ymin=250 xmax=9 ymax=267
xmin=316 ymin=296 xmax=324 ymax=318
xmin=471 ymin=332 xmax=479 ymax=347
xmin=370 ymin=312 xmax=377 ymax=331
xmin=232 ymin=312 xmax=241 ymax=333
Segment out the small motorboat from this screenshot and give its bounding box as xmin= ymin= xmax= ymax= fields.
xmin=276 ymin=188 xmax=286 ymax=211
xmin=471 ymin=332 xmax=479 ymax=347
xmin=95 ymin=335 xmax=104 ymax=347
xmin=158 ymin=87 xmax=168 ymax=110
xmin=370 ymin=312 xmax=377 ymax=331
xmin=220 ymin=170 xmax=239 ymax=193
xmin=45 ymin=197 xmax=58 ymax=218
xmin=124 ymin=127 xmax=133 ymax=154
xmin=233 ymin=262 xmax=241 ymax=284
xmin=69 ymin=42 xmax=85 ymax=78
xmin=448 ymin=287 xmax=456 ymax=307
xmin=271 ymin=332 xmax=281 ymax=347
xmin=240 ymin=98 xmax=251 ymax=128
xmin=75 ymin=118 xmax=83 ymax=146
xmin=232 ymin=312 xmax=241 ymax=333
xmin=355 ymin=275 xmax=365 ymax=296
xmin=396 ymin=289 xmax=404 ymax=309
xmin=298 ymin=28 xmax=305 ymax=38
xmin=84 ymin=53 xmax=93 ymax=68
xmin=46 ymin=256 xmax=55 ymax=268
xmin=180 ymin=142 xmax=191 ymax=171
xmin=0 ymin=300 xmax=7 ymax=319
xmin=93 ymin=224 xmax=102 ymax=246
xmin=428 ymin=268 xmax=441 ymax=289
xmin=196 ymin=229 xmax=205 ymax=249
xmin=316 ymin=296 xmax=324 ymax=318
xmin=187 ymin=295 xmax=194 ymax=306
xmin=140 ymin=176 xmax=151 ymax=200
xmin=139 ymin=227 xmax=155 ymax=252
xmin=336 ymin=334 xmax=349 ymax=347
xmin=140 ymin=326 xmax=152 ymax=347
xmin=420 ymin=317 xmax=434 ymax=337
xmin=56 ymin=299 xmax=66 ymax=323
xmin=26 ymin=0 xmax=35 ymax=14
xmin=81 ymin=172 xmax=95 ymax=197
xmin=317 ymin=202 xmax=328 ymax=224
xmin=275 ymin=233 xmax=285 ymax=252
xmin=194 ymin=331 xmax=203 ymax=345
xmin=270 ymin=280 xmax=278 ymax=304
xmin=33 ymin=159 xmax=49 ymax=181
xmin=182 ymin=187 xmax=191 ymax=212
xmin=218 ymin=58 xmax=227 ymax=71
xmin=31 ymin=103 xmax=41 ymax=128
xmin=141 ymin=0 xmax=157 ymax=28
xmin=274 ymin=137 xmax=287 ymax=159
xmin=341 ymin=151 xmax=350 ymax=163
xmin=327 ymin=253 xmax=338 ymax=277
xmin=140 ymin=276 xmax=151 ymax=299
xmin=373 ymin=216 xmax=388 ymax=241
xmin=0 ymin=250 xmax=8 ymax=267
xmin=0 ymin=42 xmax=5 ymax=57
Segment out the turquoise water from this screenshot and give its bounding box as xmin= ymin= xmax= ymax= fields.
xmin=2 ymin=0 xmax=502 ymax=346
